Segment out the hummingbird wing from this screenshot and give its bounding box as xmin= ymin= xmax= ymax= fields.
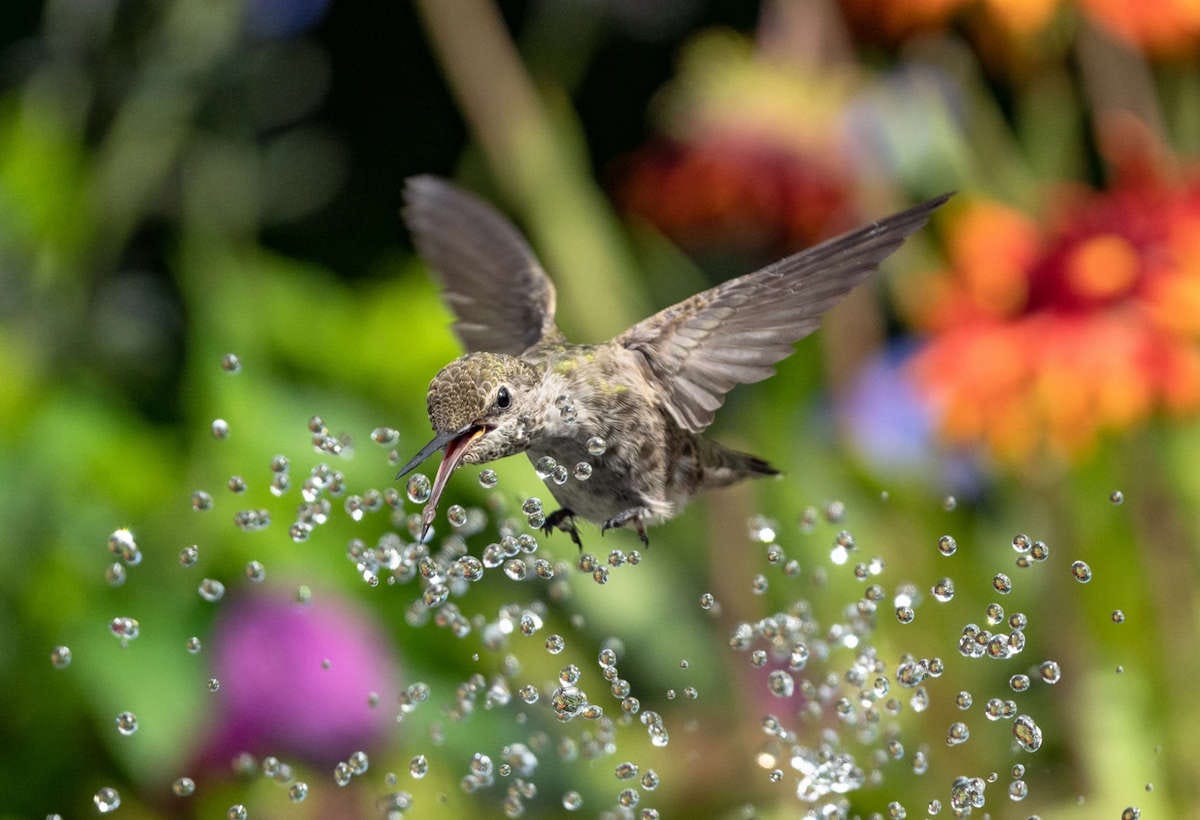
xmin=403 ymin=176 xmax=562 ymax=355
xmin=617 ymin=193 xmax=951 ymax=433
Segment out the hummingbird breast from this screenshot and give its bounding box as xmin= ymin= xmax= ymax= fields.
xmin=525 ymin=344 xmax=679 ymax=524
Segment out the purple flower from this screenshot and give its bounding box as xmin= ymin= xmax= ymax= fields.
xmin=198 ymin=590 xmax=398 ymax=768
xmin=836 ymin=341 xmax=982 ymax=497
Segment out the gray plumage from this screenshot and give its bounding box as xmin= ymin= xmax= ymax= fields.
xmin=399 ymin=176 xmax=949 ymax=545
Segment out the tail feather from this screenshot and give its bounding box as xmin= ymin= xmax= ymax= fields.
xmin=699 ymin=439 xmax=780 ymax=490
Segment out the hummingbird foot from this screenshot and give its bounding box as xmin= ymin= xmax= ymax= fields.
xmin=600 ymin=507 xmax=651 ymax=547
xmin=542 ymin=508 xmax=583 ymax=550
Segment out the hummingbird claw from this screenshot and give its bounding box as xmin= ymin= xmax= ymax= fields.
xmin=600 ymin=508 xmax=651 ymax=548
xmin=543 ymin=508 xmax=583 ymax=550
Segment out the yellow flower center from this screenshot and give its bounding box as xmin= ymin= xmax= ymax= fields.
xmin=1066 ymin=234 xmax=1141 ymax=300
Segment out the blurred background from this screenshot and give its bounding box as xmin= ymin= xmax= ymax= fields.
xmin=2 ymin=0 xmax=1198 ymax=817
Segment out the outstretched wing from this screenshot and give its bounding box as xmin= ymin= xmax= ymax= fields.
xmin=618 ymin=194 xmax=951 ymax=433
xmin=403 ymin=176 xmax=562 ymax=354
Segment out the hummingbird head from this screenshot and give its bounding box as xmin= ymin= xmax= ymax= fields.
xmin=396 ymin=352 xmax=541 ymax=537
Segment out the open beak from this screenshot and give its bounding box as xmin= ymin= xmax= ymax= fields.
xmin=395 ymin=425 xmax=487 ymax=542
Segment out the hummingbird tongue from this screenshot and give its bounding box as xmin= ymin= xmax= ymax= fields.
xmin=421 ymin=426 xmax=486 ymax=541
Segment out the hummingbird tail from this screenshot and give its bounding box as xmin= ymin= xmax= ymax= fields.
xmin=698 ymin=439 xmax=781 ymax=490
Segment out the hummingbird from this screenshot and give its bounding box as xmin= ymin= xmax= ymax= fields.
xmin=396 ymin=176 xmax=949 ymax=546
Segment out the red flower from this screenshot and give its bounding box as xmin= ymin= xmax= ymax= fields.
xmin=619 ymin=136 xmax=855 ymax=257
xmin=907 ymin=178 xmax=1200 ymax=461
xmin=614 ymin=30 xmax=859 ymax=259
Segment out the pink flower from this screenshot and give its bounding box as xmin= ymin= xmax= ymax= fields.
xmin=197 ymin=590 xmax=399 ymax=767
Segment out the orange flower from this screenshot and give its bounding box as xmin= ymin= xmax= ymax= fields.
xmin=1081 ymin=0 xmax=1200 ymax=56
xmin=839 ymin=0 xmax=1200 ymax=57
xmin=909 ymin=180 xmax=1200 ymax=462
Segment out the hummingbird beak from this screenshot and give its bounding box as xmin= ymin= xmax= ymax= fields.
xmin=395 ymin=429 xmax=460 ymax=481
xmin=396 ymin=425 xmax=488 ymax=542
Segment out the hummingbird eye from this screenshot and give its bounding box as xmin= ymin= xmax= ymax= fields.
xmin=496 ymin=386 xmax=511 ymax=410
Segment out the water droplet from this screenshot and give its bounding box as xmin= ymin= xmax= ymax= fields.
xmin=409 ymin=754 xmax=428 ymax=778
xmin=349 ymin=750 xmax=369 ymax=775
xmin=546 ymin=634 xmax=565 ymax=654
xmin=207 ymin=677 xmax=221 ymax=692
xmin=534 ymin=456 xmax=557 ymax=479
xmin=109 ymin=617 xmax=140 ymax=645
xmin=937 ymin=534 xmax=957 ymax=556
xmin=699 ymin=593 xmax=716 ymax=611
xmin=562 ymin=790 xmax=583 ymax=810
xmin=115 ymin=711 xmax=138 ymax=735
xmin=406 ymin=474 xmax=432 ymax=504
xmin=1012 ymin=714 xmax=1042 ymax=752
xmin=992 ymin=573 xmax=1013 ymax=594
xmin=942 ymin=495 xmax=957 ymax=511
xmin=172 ymin=776 xmax=195 ymax=797
xmin=220 ymin=353 xmax=241 ymax=372
xmin=1110 ymin=490 xmax=1124 ymax=504
xmin=334 ymin=761 xmax=352 ymax=786
xmin=572 ymin=461 xmax=592 ymax=481
xmin=211 ymin=418 xmax=230 ymax=439
xmin=50 ymin=645 xmax=71 ymax=669
xmin=1112 ymin=609 xmax=1126 ymax=624
xmin=1038 ymin=660 xmax=1062 ymax=684
xmin=230 ymin=560 xmax=256 ymax=586
xmin=288 ymin=782 xmax=308 ymax=802
xmin=191 ymin=490 xmax=213 ymax=511
xmin=1071 ymin=560 xmax=1092 ymax=583
xmin=946 ymin=721 xmax=970 ymax=746
xmin=932 ymin=578 xmax=955 ymax=602
xmin=767 ymin=669 xmax=795 ymax=698
xmin=185 ymin=636 xmax=202 ymax=654
xmin=226 ymin=805 xmax=247 ymax=820
xmin=438 ymin=504 xmax=464 ymax=529
xmin=896 ymin=606 xmax=915 ymax=624
xmin=504 ymin=559 xmax=528 ymax=581
xmin=93 ymin=787 xmax=121 ymax=813
xmin=1009 ymin=674 xmax=1030 ymax=692
xmin=177 ymin=544 xmax=199 ymax=567
xmin=198 ymin=578 xmax=225 ymax=602
xmin=372 ymin=427 xmax=399 ymax=446
xmin=479 ymin=469 xmax=498 ymax=488
xmin=105 ymin=562 xmax=127 ymax=587
xmin=550 ymin=685 xmax=588 ymax=722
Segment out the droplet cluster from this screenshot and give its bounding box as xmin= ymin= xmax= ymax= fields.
xmin=65 ymin=354 xmax=1137 ymax=818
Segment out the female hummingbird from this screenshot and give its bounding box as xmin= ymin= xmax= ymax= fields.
xmin=396 ymin=177 xmax=948 ymax=546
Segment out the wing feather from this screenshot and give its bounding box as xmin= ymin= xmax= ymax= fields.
xmin=619 ymin=193 xmax=951 ymax=432
xmin=403 ymin=176 xmax=562 ymax=354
